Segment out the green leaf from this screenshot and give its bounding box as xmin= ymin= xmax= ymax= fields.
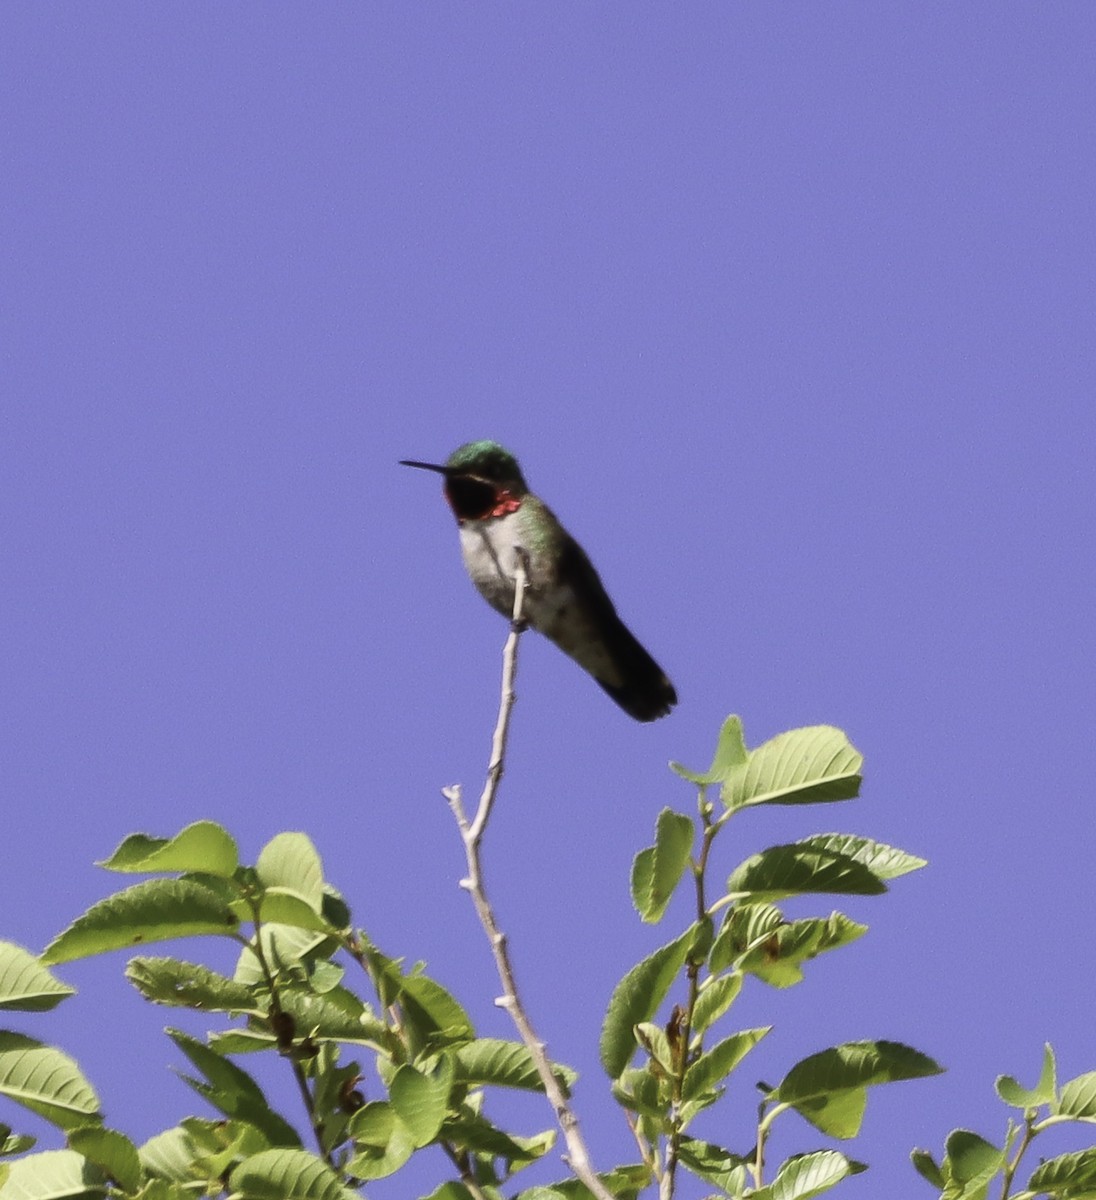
xmin=909 ymin=1148 xmax=946 ymax=1189
xmin=631 ymin=810 xmax=695 ymax=924
xmin=305 ymin=1047 xmax=363 ymax=1154
xmin=345 ymin=1103 xmax=416 ymax=1180
xmin=0 ymin=1034 xmax=101 ymax=1131
xmin=1 ymin=1128 xmax=36 ymax=1157
xmin=273 ymin=984 xmax=388 ymax=1047
xmin=307 ymin=959 xmax=344 ymax=994
xmin=633 ymin=1023 xmax=675 ymax=1075
xmin=41 ymin=880 xmax=239 ymax=964
xmin=389 ymin=1060 xmax=453 ymax=1147
xmin=168 ymin=1030 xmax=300 ymax=1147
xmin=752 ymin=1150 xmax=862 ymax=1200
xmin=710 ymin=904 xmax=867 ymax=985
xmin=721 ymin=725 xmax=862 ymax=810
xmin=687 ymin=916 xmax=713 ymax=962
xmin=786 ymin=1088 xmax=868 ymax=1140
xmin=346 ymin=1141 xmax=418 ymax=1184
xmin=675 ymin=1137 xmax=749 ymax=1194
xmin=440 ymin=1108 xmax=554 ymax=1164
xmin=778 ymin=1040 xmax=943 ymax=1100
xmin=691 ymin=973 xmax=743 ymax=1035
xmin=182 ymin=1118 xmax=271 ymax=1181
xmin=67 ymin=1127 xmax=141 ymax=1193
xmin=599 ymin=925 xmax=696 ymax=1078
xmin=256 ymin=834 xmax=324 ymax=911
xmin=345 ymin=1137 xmax=415 ymax=1185
xmin=357 ymin=942 xmax=473 ymax=1045
xmin=230 ymin=1148 xmax=360 ymax=1200
xmin=135 ymin=1179 xmax=196 ymax=1200
xmin=1027 ymin=1146 xmax=1096 ymax=1194
xmin=394 ymin=973 xmax=475 ymax=1046
xmin=207 ymin=1029 xmax=278 ymax=1054
xmin=996 ymin=1043 xmax=1057 ymax=1109
xmin=1060 ymin=1070 xmax=1096 ymax=1119
xmin=776 ymin=1041 xmax=943 ymax=1139
xmin=138 ymin=1127 xmax=200 ymax=1182
xmin=610 ymin=1066 xmax=667 ymax=1118
xmin=319 ymin=887 xmax=351 ymax=933
xmin=453 ymin=1038 xmax=576 ymax=1093
xmin=739 ymin=912 xmax=868 ymax=988
xmin=347 ymin=1101 xmax=396 ymax=1147
xmin=99 ymin=822 xmax=239 ymax=879
xmin=356 ymin=941 xmax=403 ymax=1009
xmin=670 ymin=714 xmax=749 ymax=786
xmin=234 ymin=925 xmax=331 ymax=985
xmin=942 ymin=1129 xmax=1005 ymax=1187
xmin=682 ymin=1028 xmax=769 ymax=1102
xmin=139 ymin=1121 xmax=266 ymax=1190
xmin=249 ymin=889 xmax=336 ymax=934
xmin=629 ymin=849 xmax=656 ymax=919
xmin=727 ymin=843 xmax=886 ymax=903
xmin=0 ymin=943 xmax=75 ymax=1012
xmin=533 ymin=1164 xmax=649 ymax=1200
xmin=798 ymin=834 xmax=926 ymax=880
xmin=709 ymin=903 xmax=785 ymax=973
xmin=126 ymin=958 xmax=256 ymax=1013
xmin=0 ymin=1150 xmax=106 ymax=1200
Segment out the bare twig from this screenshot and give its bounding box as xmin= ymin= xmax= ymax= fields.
xmin=445 ymin=554 xmax=617 ymax=1200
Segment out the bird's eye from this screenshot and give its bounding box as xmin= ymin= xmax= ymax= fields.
xmin=445 ymin=476 xmax=497 ymax=520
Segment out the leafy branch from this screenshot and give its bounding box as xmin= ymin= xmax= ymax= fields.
xmin=0 ymin=679 xmax=1087 ymax=1197
xmin=603 ymin=716 xmax=941 ymax=1197
xmin=913 ymin=1043 xmax=1096 ymax=1199
xmin=1 ymin=820 xmax=569 ymax=1199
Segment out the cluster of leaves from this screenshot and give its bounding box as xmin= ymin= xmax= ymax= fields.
xmin=913 ymin=1044 xmax=1096 ymax=1199
xmin=600 ymin=717 xmax=943 ymax=1197
xmin=5 ymin=713 xmax=1087 ymax=1199
xmin=0 ymin=827 xmax=577 ymax=1200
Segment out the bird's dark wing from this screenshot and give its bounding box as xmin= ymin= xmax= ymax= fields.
xmin=547 ymin=531 xmax=677 ymax=722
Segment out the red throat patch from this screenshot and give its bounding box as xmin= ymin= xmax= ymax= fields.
xmin=489 ymin=490 xmax=522 ymax=518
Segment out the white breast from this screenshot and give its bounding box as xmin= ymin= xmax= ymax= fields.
xmin=458 ymin=512 xmax=525 ymax=616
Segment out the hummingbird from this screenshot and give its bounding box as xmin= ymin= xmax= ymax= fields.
xmin=400 ymin=440 xmax=676 ymax=721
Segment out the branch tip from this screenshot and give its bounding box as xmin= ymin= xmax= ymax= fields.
xmin=447 ymin=552 xmax=616 ymax=1200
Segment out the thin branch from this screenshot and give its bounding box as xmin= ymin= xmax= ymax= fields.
xmin=999 ymin=1115 xmax=1037 ymax=1200
xmin=446 ymin=553 xmax=617 ymax=1200
xmin=751 ymin=1099 xmax=789 ymax=1190
xmin=661 ymin=792 xmax=720 ymax=1198
xmin=243 ymin=918 xmax=332 ymax=1163
xmin=440 ymin=1142 xmax=492 ymax=1200
xmin=623 ymin=1109 xmax=657 ymax=1176
xmin=448 ymin=551 xmax=527 ymax=847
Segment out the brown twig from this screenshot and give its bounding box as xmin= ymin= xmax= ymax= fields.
xmin=440 ymin=1142 xmax=492 ymax=1200
xmin=445 ymin=554 xmax=616 ymax=1200
xmin=661 ymin=799 xmax=722 ymax=1198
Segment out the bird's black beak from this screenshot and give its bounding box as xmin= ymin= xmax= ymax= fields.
xmin=399 ymin=459 xmax=449 ymax=475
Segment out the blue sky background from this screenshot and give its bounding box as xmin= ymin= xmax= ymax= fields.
xmin=3 ymin=6 xmax=1094 ymax=1197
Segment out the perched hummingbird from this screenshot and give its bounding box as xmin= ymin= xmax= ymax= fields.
xmin=400 ymin=440 xmax=676 ymax=721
